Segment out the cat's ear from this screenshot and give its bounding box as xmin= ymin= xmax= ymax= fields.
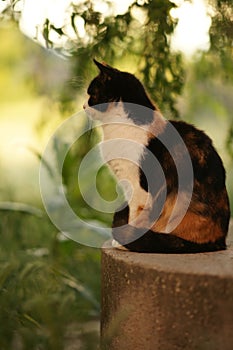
xmin=93 ymin=59 xmax=117 ymax=77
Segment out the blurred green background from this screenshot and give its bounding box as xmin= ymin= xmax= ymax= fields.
xmin=0 ymin=0 xmax=232 ymax=349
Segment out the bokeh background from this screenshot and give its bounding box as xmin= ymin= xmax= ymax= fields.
xmin=0 ymin=0 xmax=232 ymax=349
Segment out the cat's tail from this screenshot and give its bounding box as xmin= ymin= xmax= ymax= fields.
xmin=112 ymin=226 xmax=226 ymax=254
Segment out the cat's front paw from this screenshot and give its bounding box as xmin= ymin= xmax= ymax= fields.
xmin=111 ymin=239 xmax=129 ymax=250
xmin=129 ymin=191 xmax=153 ymax=228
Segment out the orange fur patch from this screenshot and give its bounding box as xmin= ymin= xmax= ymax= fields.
xmin=152 ymin=194 xmax=176 ymax=232
xmin=152 ymin=194 xmax=224 ymax=244
xmin=172 ymin=212 xmax=223 ymax=244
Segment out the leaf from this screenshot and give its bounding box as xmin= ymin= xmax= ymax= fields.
xmin=0 ymin=261 xmax=18 ymax=287
xmin=27 ymin=145 xmax=55 ymax=179
xmin=42 ymin=18 xmax=53 ymax=49
xmin=23 ymin=314 xmax=41 ymax=329
xmin=50 ymin=25 xmax=64 ymax=36
xmin=55 ymin=269 xmax=100 ymax=312
xmin=19 ymin=260 xmax=47 ymax=280
xmin=0 ymin=202 xmax=43 ymax=217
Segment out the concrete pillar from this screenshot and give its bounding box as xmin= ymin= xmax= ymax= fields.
xmin=101 ymin=225 xmax=233 ymax=350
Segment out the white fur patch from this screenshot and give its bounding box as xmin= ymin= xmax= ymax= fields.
xmin=84 ymin=100 xmax=167 ymax=225
xmin=93 ymin=101 xmax=167 ymax=166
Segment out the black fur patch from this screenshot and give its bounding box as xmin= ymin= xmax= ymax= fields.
xmin=139 ymin=120 xmax=230 ymax=236
xmin=112 ymin=204 xmax=226 ymax=253
xmin=88 ymin=60 xmax=156 ymax=124
xmin=123 ymin=229 xmax=226 ymax=253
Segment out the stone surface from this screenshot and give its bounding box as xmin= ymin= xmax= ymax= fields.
xmin=101 ymin=223 xmax=233 ymax=350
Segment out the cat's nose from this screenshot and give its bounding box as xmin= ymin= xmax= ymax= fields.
xmin=83 ymin=103 xmax=86 ymax=109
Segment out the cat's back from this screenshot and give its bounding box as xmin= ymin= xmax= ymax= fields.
xmin=170 ymin=120 xmax=215 ymax=153
xmin=169 ymin=120 xmax=226 ymax=189
xmin=146 ymin=119 xmax=226 ymax=184
xmin=142 ymin=119 xmax=230 ymax=245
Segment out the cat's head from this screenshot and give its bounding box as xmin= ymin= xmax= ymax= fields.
xmin=84 ymin=59 xmax=156 ymax=125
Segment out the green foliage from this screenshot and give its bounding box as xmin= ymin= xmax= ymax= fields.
xmin=0 ymin=0 xmax=185 ymax=118
xmin=61 ymin=129 xmax=117 ymax=225
xmin=209 ymin=0 xmax=233 ymax=83
xmin=58 ymin=0 xmax=185 ymax=118
xmin=0 ymin=210 xmax=100 ymax=349
xmin=1 ymin=0 xmax=232 ymax=118
xmin=138 ymin=0 xmax=184 ymax=117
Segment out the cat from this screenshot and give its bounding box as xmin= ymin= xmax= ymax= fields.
xmin=83 ymin=59 xmax=230 ymax=253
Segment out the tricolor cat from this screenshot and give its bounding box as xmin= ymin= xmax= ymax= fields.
xmin=83 ymin=59 xmax=230 ymax=253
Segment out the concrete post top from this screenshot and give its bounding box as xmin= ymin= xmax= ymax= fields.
xmin=102 ymin=222 xmax=233 ymax=350
xmin=102 ymin=222 xmax=233 ymax=279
